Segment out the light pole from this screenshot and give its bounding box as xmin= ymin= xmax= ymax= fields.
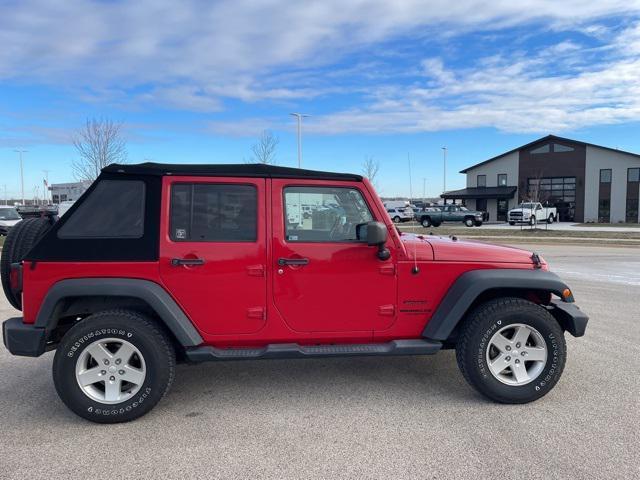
xmin=407 ymin=153 xmax=413 ymax=204
xmin=423 ymin=178 xmax=426 ymax=205
xmin=441 ymin=146 xmax=447 ymax=194
xmin=14 ymin=149 xmax=27 ymax=206
xmin=290 ymin=113 xmax=310 ymax=168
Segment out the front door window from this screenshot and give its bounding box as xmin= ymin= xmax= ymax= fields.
xmin=497 ymin=199 xmax=508 ymax=222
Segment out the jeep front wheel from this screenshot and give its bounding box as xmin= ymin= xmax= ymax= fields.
xmin=53 ymin=310 xmax=176 ymax=423
xmin=464 ymin=217 xmax=474 ymax=227
xmin=455 ymin=297 xmax=566 ymax=403
xmin=421 ymin=217 xmax=432 ymax=228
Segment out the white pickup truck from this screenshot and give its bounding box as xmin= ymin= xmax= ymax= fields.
xmin=508 ymin=202 xmax=557 ymax=226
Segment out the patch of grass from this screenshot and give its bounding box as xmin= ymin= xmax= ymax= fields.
xmin=573 ymin=223 xmax=640 ymax=228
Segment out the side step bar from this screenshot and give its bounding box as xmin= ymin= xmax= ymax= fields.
xmin=185 ymin=339 xmax=442 ymax=362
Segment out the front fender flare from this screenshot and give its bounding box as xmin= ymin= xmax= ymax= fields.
xmin=34 ymin=278 xmax=203 ymax=347
xmin=422 ymin=268 xmax=571 ymax=341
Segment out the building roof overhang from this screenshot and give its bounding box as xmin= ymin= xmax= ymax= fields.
xmin=441 ymin=186 xmax=517 ymax=199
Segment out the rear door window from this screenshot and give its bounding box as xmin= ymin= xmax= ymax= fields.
xmin=170 ymin=183 xmax=257 ymax=242
xmin=58 ymin=180 xmax=145 ymax=238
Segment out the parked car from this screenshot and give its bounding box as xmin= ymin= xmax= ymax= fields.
xmin=508 ymin=202 xmax=557 ymax=226
xmin=386 ymin=207 xmax=414 ymax=223
xmin=415 ymin=205 xmax=485 ymax=227
xmin=0 ymin=206 xmax=22 ymax=236
xmin=1 ymin=163 xmax=588 ymax=423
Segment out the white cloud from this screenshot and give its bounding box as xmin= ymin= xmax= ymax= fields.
xmin=1 ymin=1 xmax=640 ymax=134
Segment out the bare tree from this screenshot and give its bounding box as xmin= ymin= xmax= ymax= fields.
xmin=361 ymin=156 xmax=380 ymax=189
xmin=248 ymin=130 xmax=279 ymax=165
xmin=524 ymin=170 xmax=550 ymax=204
xmin=72 ymin=118 xmax=128 ymax=181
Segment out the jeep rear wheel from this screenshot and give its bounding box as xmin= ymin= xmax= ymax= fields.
xmin=455 ymin=297 xmax=566 ymax=403
xmin=53 ymin=310 xmax=176 ymax=423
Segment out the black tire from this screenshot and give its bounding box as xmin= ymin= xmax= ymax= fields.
xmin=431 ymin=221 xmax=441 ymax=227
xmin=474 ymin=220 xmax=483 ymax=227
xmin=393 ymin=216 xmax=401 ymax=223
xmin=1 ymin=217 xmax=51 ymax=310
xmin=547 ymin=214 xmax=554 ymax=224
xmin=421 ymin=217 xmax=432 ymax=228
xmin=508 ymin=221 xmax=515 ymax=226
xmin=455 ymin=297 xmax=566 ymax=404
xmin=464 ymin=217 xmax=474 ymax=227
xmin=53 ymin=310 xmax=176 ymax=423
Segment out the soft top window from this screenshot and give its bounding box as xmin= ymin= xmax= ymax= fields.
xmin=58 ymin=180 xmax=145 ymax=239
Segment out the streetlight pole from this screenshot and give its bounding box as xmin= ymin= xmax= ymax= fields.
xmin=441 ymin=146 xmax=447 ymax=194
xmin=407 ymin=153 xmax=413 ymax=204
xmin=14 ymin=149 xmax=27 ymax=206
xmin=423 ymin=178 xmax=426 ymax=205
xmin=290 ymin=113 xmax=310 ymax=168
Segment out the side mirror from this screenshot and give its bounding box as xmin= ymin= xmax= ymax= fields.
xmin=358 ymin=221 xmax=390 ymax=260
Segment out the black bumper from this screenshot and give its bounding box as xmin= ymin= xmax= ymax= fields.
xmin=549 ymin=300 xmax=589 ymax=337
xmin=2 ymin=317 xmax=47 ymax=357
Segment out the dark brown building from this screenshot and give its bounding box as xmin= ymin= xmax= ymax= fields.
xmin=443 ymin=135 xmax=640 ymax=223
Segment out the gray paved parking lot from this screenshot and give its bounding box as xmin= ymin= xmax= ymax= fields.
xmin=1 ymin=244 xmax=639 ymax=479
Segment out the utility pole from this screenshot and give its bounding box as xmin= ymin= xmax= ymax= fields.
xmin=14 ymin=149 xmax=27 ymax=206
xmin=2 ymin=185 xmax=6 ymax=205
xmin=423 ymin=178 xmax=426 ymax=204
xmin=441 ymin=146 xmax=447 ymax=194
xmin=407 ymin=153 xmax=413 ymax=204
xmin=290 ymin=113 xmax=310 ymax=168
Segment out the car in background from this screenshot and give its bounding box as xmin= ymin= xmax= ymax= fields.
xmin=0 ymin=206 xmax=22 ymax=235
xmin=415 ymin=205 xmax=484 ymax=227
xmin=386 ymin=207 xmax=414 ymax=223
xmin=508 ymin=202 xmax=557 ymax=226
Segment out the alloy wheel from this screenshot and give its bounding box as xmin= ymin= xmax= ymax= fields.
xmin=75 ymin=338 xmax=147 ymax=404
xmin=485 ymin=323 xmax=547 ymax=386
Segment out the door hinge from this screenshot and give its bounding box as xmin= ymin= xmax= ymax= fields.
xmin=246 ymin=264 xmax=265 ymax=277
xmin=247 ymin=307 xmax=266 ymax=320
xmin=378 ymin=304 xmax=395 ymax=316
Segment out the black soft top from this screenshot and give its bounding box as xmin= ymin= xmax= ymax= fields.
xmin=102 ymin=162 xmax=362 ymax=182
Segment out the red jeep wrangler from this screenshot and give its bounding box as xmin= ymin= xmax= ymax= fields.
xmin=1 ymin=163 xmax=588 ymax=423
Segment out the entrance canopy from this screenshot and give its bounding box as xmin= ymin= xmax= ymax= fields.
xmin=441 ymin=186 xmax=517 ymax=200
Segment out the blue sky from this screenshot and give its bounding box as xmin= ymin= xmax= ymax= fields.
xmin=2 ymin=0 xmax=640 ymax=200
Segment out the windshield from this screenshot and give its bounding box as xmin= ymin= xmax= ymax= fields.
xmin=518 ymin=203 xmax=537 ymax=209
xmin=0 ymin=208 xmax=20 ymax=220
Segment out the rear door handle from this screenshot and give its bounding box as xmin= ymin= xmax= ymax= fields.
xmin=278 ymin=257 xmax=309 ymax=266
xmin=171 ymin=258 xmax=205 ymax=266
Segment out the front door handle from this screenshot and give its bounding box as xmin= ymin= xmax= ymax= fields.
xmin=278 ymin=257 xmax=309 ymax=266
xmin=171 ymin=258 xmax=205 ymax=266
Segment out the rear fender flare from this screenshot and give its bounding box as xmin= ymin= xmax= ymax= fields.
xmin=422 ymin=269 xmax=571 ymax=341
xmin=35 ymin=278 xmax=203 ymax=347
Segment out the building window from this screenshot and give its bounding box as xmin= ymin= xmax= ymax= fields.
xmin=477 ymin=175 xmax=486 ymax=187
xmin=497 ymin=174 xmax=507 ymax=186
xmin=553 ymin=144 xmax=574 ymax=152
xmin=527 ymin=177 xmax=576 ymax=221
xmin=598 ymin=169 xmax=612 ymax=223
xmin=530 ymin=144 xmax=550 ymax=154
xmin=627 ymin=168 xmax=640 ymax=223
